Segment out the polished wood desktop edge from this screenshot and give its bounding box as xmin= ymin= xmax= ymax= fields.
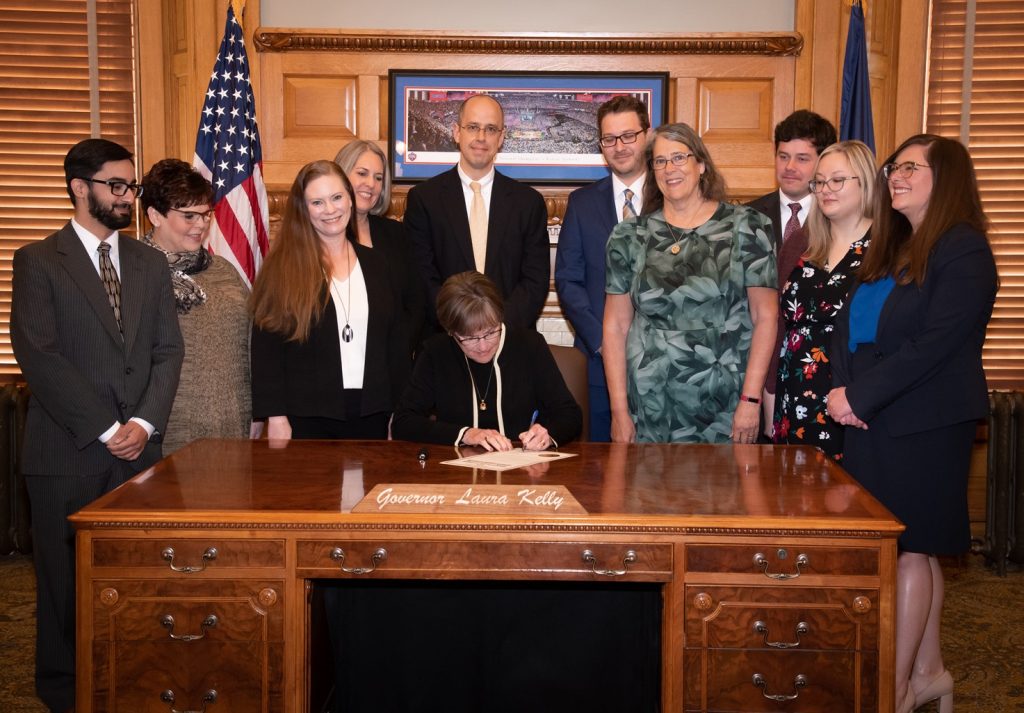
xmin=72 ymin=441 xmax=900 ymax=713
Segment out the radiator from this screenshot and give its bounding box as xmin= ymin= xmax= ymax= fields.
xmin=0 ymin=383 xmax=31 ymax=555
xmin=973 ymin=390 xmax=1024 ymax=576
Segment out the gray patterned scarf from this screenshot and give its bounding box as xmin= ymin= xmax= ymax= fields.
xmin=143 ymin=231 xmax=212 ymax=314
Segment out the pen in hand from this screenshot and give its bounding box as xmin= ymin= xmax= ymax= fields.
xmin=522 ymin=410 xmax=539 ymax=451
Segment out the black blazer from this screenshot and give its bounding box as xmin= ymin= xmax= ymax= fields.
xmin=367 ymin=214 xmax=426 ymax=355
xmin=746 ymin=191 xmax=784 ymax=248
xmin=392 ymin=327 xmax=582 ymax=446
xmin=832 ymin=223 xmax=997 ymax=437
xmin=251 ymin=242 xmax=410 ymax=420
xmin=403 ymin=167 xmax=550 ymax=329
xmin=11 ymin=223 xmax=184 ymax=475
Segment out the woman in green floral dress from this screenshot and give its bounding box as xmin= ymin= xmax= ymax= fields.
xmin=603 ymin=123 xmax=778 ymax=443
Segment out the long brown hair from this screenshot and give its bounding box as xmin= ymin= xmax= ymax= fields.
xmin=249 ymin=160 xmax=358 ymax=342
xmin=859 ymin=134 xmax=989 ymax=285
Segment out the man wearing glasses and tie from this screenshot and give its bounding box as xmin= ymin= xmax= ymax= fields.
xmin=554 ymin=95 xmax=651 ymax=442
xmin=404 ymin=94 xmax=550 ymax=331
xmin=11 ymin=138 xmax=183 ymax=713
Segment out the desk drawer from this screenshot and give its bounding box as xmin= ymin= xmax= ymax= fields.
xmin=90 ymin=641 xmax=284 ymax=713
xmin=91 ymin=538 xmax=286 ymax=571
xmin=686 ymin=544 xmax=878 ymax=578
xmin=684 ymin=585 xmax=878 ymax=651
xmin=91 ymin=579 xmax=284 ymax=642
xmin=296 ymin=540 xmax=673 ymax=581
xmin=683 ymin=648 xmax=878 ymax=712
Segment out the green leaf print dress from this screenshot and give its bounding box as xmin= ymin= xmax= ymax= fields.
xmin=605 ymin=203 xmax=776 ymax=442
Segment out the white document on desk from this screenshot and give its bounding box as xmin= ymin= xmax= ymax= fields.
xmin=442 ymin=450 xmax=577 ymax=472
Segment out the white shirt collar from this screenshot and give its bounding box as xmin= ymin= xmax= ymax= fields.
xmin=71 ymin=217 xmax=120 ymax=258
xmin=457 ymin=164 xmax=495 ymax=189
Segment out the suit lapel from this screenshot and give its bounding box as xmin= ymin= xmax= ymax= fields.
xmin=484 ymin=173 xmax=513 ymax=276
xmin=55 ymin=225 xmax=123 ymax=346
xmin=119 ymin=238 xmax=145 ymax=354
xmin=597 ymin=178 xmax=617 ymax=232
xmin=440 ymin=169 xmax=476 ymax=270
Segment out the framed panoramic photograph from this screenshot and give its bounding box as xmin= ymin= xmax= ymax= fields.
xmin=388 ymin=70 xmax=669 ymax=183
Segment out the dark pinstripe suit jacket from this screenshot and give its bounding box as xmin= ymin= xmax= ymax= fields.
xmin=11 ymin=223 xmax=184 ymax=476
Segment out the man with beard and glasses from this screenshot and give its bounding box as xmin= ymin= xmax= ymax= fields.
xmin=11 ymin=138 xmax=183 ymax=713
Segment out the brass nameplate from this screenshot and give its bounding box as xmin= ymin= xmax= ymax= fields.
xmin=354 ymin=484 xmax=587 ymax=515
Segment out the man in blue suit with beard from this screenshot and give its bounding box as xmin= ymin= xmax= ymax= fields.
xmin=555 ymin=96 xmax=651 ymax=441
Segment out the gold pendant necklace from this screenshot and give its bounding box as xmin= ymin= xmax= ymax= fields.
xmin=666 ymin=200 xmax=708 ymax=254
xmin=465 ymin=355 xmax=495 ymax=411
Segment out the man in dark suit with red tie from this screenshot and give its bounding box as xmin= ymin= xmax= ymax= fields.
xmin=554 ymin=96 xmax=651 ymax=441
xmin=11 ymin=138 xmax=183 ymax=712
xmin=746 ymin=109 xmax=837 ymax=251
xmin=404 ymin=94 xmax=550 ymax=330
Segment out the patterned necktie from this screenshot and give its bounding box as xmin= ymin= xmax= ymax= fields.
xmin=469 ymin=181 xmax=487 ymax=273
xmin=622 ymin=188 xmax=637 ymax=220
xmin=97 ymin=241 xmax=122 ymax=333
xmin=782 ymin=202 xmax=802 ymax=244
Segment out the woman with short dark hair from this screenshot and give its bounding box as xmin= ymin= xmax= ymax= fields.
xmin=392 ymin=271 xmax=581 ymax=449
xmin=829 ymin=134 xmax=998 ymax=713
xmin=140 ymin=158 xmax=251 ymax=453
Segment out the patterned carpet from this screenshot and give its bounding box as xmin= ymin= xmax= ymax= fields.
xmin=0 ymin=553 xmax=1021 ymax=712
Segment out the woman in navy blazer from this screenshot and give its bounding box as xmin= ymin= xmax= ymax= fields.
xmin=249 ymin=160 xmax=408 ymax=439
xmin=828 ymin=135 xmax=997 ymax=713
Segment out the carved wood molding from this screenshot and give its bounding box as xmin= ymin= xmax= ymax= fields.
xmin=254 ymin=30 xmax=803 ymax=57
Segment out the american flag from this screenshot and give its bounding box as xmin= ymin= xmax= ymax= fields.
xmin=192 ymin=1 xmax=269 ymax=287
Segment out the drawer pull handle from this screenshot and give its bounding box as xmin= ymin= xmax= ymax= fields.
xmin=581 ymin=549 xmax=637 ymax=577
xmin=160 ymin=613 xmax=218 ymax=641
xmin=753 ymin=620 xmax=809 ymax=648
xmin=753 ymin=552 xmax=809 ymax=579
xmin=752 ymin=673 xmax=807 ymax=701
xmin=161 ymin=546 xmax=218 ymax=573
xmin=160 ymin=688 xmax=217 ymax=713
xmin=330 ymin=546 xmax=387 ymax=574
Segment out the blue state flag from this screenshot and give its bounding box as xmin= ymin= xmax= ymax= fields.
xmin=840 ymin=1 xmax=876 ymax=153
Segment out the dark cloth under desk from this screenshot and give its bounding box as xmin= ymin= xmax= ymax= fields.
xmin=322 ymin=580 xmax=662 ymax=713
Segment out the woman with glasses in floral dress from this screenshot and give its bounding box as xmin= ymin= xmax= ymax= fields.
xmin=770 ymin=140 xmax=875 ymax=460
xmin=603 ymin=122 xmax=778 ymax=444
xmin=393 ymin=270 xmax=581 ymax=449
xmin=140 ymin=159 xmax=252 ymax=454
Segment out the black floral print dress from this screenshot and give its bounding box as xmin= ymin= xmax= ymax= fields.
xmin=772 ymin=235 xmax=869 ymax=460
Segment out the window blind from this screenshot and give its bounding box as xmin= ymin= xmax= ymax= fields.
xmin=0 ymin=0 xmax=137 ymax=378
xmin=927 ymin=0 xmax=1024 ymax=389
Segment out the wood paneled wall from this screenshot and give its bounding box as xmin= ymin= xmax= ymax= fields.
xmin=138 ymin=0 xmax=930 ymax=224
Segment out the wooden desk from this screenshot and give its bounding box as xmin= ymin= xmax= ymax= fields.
xmin=72 ymin=440 xmax=902 ymax=712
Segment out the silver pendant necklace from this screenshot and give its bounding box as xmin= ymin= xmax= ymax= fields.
xmin=330 ymin=246 xmax=354 ymax=343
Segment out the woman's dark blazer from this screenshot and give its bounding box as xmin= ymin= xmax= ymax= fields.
xmin=251 ymin=242 xmax=410 ymax=420
xmin=832 ymin=223 xmax=997 ymax=436
xmin=392 ymin=327 xmax=582 ymax=446
xmin=368 ymin=214 xmax=426 ymax=355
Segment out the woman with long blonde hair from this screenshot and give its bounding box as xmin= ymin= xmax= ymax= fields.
xmin=770 ymin=140 xmax=875 ymax=459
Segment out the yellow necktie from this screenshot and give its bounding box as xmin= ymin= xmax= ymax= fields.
xmin=469 ymin=181 xmax=487 ymax=273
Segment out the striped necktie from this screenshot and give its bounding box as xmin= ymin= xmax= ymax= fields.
xmin=622 ymin=188 xmax=637 ymax=220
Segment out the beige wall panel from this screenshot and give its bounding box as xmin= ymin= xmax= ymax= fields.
xmin=283 ymin=75 xmax=358 ymax=138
